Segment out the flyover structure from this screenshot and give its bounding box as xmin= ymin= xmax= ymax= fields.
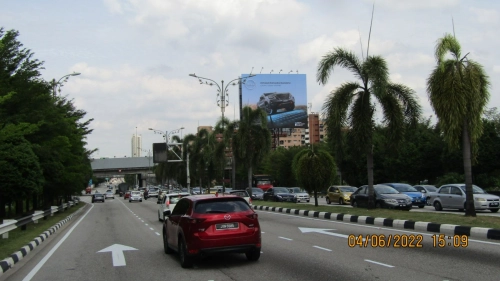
xmin=90 ymin=157 xmax=154 ymax=180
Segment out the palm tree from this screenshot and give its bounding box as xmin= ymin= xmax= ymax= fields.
xmin=427 ymin=34 xmax=490 ymax=217
xmin=317 ymin=48 xmax=421 ymax=208
xmin=182 ymin=129 xmax=213 ymax=192
xmin=225 ymin=106 xmax=272 ymax=196
xmin=293 ymin=145 xmax=336 ymax=206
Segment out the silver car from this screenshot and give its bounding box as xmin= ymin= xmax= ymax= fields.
xmin=432 ymin=184 xmax=500 ymax=212
xmin=129 ymin=191 xmax=143 ymax=203
xmin=288 ymin=187 xmax=310 ymax=203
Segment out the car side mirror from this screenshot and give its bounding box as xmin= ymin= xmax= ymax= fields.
xmin=420 ymin=190 xmax=426 ymax=193
xmin=335 ymin=190 xmax=339 ymax=193
xmin=163 ymin=210 xmax=171 ymax=217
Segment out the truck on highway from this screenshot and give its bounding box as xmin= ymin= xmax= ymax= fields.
xmin=252 ymin=174 xmax=273 ymax=191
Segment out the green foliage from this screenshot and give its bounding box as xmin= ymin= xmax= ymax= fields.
xmin=293 ymin=146 xmax=336 ymax=206
xmin=0 ymin=28 xmax=93 ymax=214
xmin=435 ymin=172 xmax=464 ymax=187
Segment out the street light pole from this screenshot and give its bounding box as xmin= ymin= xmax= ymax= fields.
xmin=188 ymin=73 xmax=255 ymax=193
xmin=52 ymin=72 xmax=81 ymax=97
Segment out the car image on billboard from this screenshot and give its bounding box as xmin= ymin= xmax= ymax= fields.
xmin=241 ymin=74 xmax=308 ymax=129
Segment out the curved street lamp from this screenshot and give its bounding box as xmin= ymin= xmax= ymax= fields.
xmin=52 ymin=72 xmax=81 ymax=97
xmin=188 ymin=73 xmax=255 ymax=192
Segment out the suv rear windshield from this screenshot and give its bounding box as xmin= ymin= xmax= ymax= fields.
xmin=194 ymin=199 xmax=251 ymax=214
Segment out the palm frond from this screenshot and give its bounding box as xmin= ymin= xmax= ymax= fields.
xmin=363 ymin=55 xmax=389 ymax=96
xmin=349 ymin=91 xmax=374 ymax=152
xmin=435 ymin=33 xmax=461 ymax=65
xmin=316 ymin=48 xmax=363 ymax=85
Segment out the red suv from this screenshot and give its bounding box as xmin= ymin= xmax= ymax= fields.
xmin=162 ymin=194 xmax=261 ymax=268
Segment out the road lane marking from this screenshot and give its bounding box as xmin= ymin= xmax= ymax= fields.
xmin=279 ymin=236 xmax=293 ymax=241
xmin=145 ymin=224 xmax=149 ymax=226
xmin=149 ymin=227 xmax=154 ymax=231
xmin=313 ymin=245 xmax=332 ymax=251
xmin=23 ymin=204 xmax=95 ymax=281
xmin=365 ymin=259 xmax=394 ymax=268
xmin=98 ymin=244 xmax=138 ymax=267
xmin=260 ymin=211 xmax=500 ymax=246
xmin=155 ymin=232 xmax=160 ymax=236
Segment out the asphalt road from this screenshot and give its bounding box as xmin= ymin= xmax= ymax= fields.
xmin=3 ymin=191 xmax=500 ymax=281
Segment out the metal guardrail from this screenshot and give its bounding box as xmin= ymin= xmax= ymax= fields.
xmin=0 ymin=199 xmax=79 ymax=239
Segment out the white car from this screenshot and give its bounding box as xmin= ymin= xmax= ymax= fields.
xmin=288 ymin=187 xmax=310 ymax=203
xmin=432 ymin=184 xmax=500 ymax=212
xmin=223 ymin=190 xmax=252 ymax=206
xmin=129 ymin=191 xmax=143 ymax=203
xmin=105 ymin=190 xmax=115 ymax=199
xmin=157 ymin=192 xmax=190 ymax=221
xmin=148 ymin=188 xmax=159 ymax=198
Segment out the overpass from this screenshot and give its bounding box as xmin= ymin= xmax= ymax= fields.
xmin=91 ymin=157 xmax=154 ymax=179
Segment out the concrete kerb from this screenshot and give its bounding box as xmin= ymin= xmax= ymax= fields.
xmin=0 ymin=204 xmax=86 ymax=277
xmin=253 ymin=205 xmax=500 ymax=241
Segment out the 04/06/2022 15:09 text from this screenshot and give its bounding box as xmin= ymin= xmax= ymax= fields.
xmin=347 ymin=234 xmax=469 ymax=248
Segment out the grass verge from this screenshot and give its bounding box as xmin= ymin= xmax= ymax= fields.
xmin=253 ymin=201 xmax=500 ymax=229
xmin=0 ymin=203 xmax=86 ymax=259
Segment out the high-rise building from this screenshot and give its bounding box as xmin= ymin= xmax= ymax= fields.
xmin=131 ymin=134 xmax=142 ymax=157
xmin=277 ymin=113 xmax=326 ymax=148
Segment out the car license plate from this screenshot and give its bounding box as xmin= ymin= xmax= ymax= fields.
xmin=490 ymin=202 xmax=499 ymax=206
xmin=399 ymin=204 xmax=406 ymax=207
xmin=216 ymin=222 xmax=239 ymax=230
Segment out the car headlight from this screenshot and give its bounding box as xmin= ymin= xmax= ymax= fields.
xmin=475 ymin=197 xmax=486 ymax=202
xmin=383 ymin=199 xmax=397 ymax=204
xmin=294 ymin=195 xmax=297 ymax=198
xmin=406 ymin=198 xmax=412 ymax=203
xmin=277 ymin=195 xmax=282 ymax=198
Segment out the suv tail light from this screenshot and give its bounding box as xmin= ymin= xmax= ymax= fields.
xmin=166 ymin=199 xmax=170 ymax=207
xmin=246 ymin=213 xmax=258 ymax=220
xmin=186 ymin=217 xmax=206 ymax=224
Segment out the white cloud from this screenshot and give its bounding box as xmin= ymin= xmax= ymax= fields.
xmin=298 ymin=30 xmax=360 ymax=64
xmin=370 ymin=0 xmax=459 ymax=10
xmin=103 ymin=0 xmax=123 ymax=14
xmin=470 ymin=7 xmax=499 ymax=24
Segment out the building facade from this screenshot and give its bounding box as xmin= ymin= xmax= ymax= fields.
xmin=277 ymin=113 xmax=325 ymax=148
xmin=131 ymin=134 xmax=142 ymax=157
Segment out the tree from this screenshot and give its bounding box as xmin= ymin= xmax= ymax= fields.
xmin=293 ymin=146 xmax=336 ymax=206
xmin=317 ymin=48 xmax=421 ymax=208
xmin=225 ymin=106 xmax=271 ymax=196
xmin=427 ymin=34 xmax=490 ymax=216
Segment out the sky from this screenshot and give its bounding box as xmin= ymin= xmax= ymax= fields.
xmin=3 ymin=0 xmax=500 ymax=158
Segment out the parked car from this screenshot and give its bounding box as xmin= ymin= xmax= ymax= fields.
xmin=287 ymin=187 xmax=310 ymax=203
xmin=129 ymin=191 xmax=143 ymax=203
xmin=124 ymin=191 xmax=131 ymax=200
xmin=350 ymin=184 xmax=412 ymax=210
xmin=162 ymin=195 xmax=261 ymax=268
xmin=413 ymin=185 xmax=438 ymax=205
xmin=217 ymin=187 xmax=233 ymax=193
xmin=326 ymin=185 xmax=358 ymax=205
xmin=223 ymin=190 xmax=252 ymax=206
xmin=148 ymin=187 xmax=159 ymax=198
xmin=191 ymin=187 xmax=202 ymax=195
xmin=92 ymin=193 xmax=105 ymax=203
xmin=432 ymin=184 xmax=500 ymax=212
xmin=382 ymin=183 xmax=426 ymax=208
xmin=105 ymin=190 xmax=115 ymax=199
xmin=157 ymin=192 xmax=191 ymax=221
xmin=248 ymin=188 xmax=264 ymax=200
xmin=263 ymin=187 xmax=296 ymax=202
xmin=256 ymin=92 xmax=295 ymax=115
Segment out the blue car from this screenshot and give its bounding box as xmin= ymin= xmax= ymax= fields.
xmin=382 ymin=183 xmax=426 ymax=208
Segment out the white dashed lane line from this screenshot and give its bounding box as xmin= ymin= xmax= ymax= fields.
xmin=279 ymin=236 xmax=293 ymax=241
xmin=118 ymin=197 xmax=161 ymax=236
xmin=313 ymin=245 xmax=332 ymax=252
xmin=365 ymin=259 xmax=395 ymax=268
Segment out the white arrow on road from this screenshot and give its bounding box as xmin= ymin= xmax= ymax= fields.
xmin=97 ymin=244 xmax=138 ymax=267
xmin=299 ymin=227 xmax=365 ymax=241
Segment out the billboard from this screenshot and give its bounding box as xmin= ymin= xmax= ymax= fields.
xmin=241 ymin=74 xmax=308 ymax=129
